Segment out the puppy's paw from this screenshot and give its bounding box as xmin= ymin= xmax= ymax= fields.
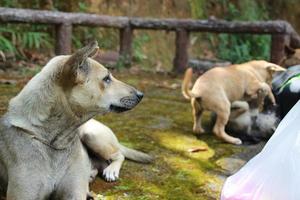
xmin=193 ymin=126 xmax=204 ymax=134
xmin=232 ymin=138 xmax=242 ymax=145
xmin=103 ymin=165 xmax=120 ymax=182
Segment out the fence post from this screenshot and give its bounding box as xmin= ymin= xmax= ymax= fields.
xmin=55 ymin=23 xmax=72 ymax=55
xmin=270 ymin=33 xmax=288 ymax=65
xmin=173 ymin=29 xmax=190 ymax=73
xmin=119 ymin=26 xmax=133 ymax=67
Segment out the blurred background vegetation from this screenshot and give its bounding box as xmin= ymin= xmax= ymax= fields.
xmin=0 ymin=0 xmax=300 ymax=70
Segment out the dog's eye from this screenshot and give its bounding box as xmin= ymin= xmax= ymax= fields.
xmin=103 ymin=75 xmax=111 ymax=84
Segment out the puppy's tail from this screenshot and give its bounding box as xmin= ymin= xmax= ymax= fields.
xmin=182 ymin=67 xmax=193 ymax=100
xmin=119 ymin=144 xmax=154 ymax=164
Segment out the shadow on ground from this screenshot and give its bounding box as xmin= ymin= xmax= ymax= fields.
xmin=0 ymin=69 xmax=265 ymax=200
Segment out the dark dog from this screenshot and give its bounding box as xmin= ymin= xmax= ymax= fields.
xmin=226 ymin=65 xmax=300 ymax=143
xmin=273 ymin=65 xmax=300 ymax=119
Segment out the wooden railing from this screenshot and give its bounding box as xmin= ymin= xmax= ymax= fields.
xmin=1 ymin=7 xmax=300 ymax=72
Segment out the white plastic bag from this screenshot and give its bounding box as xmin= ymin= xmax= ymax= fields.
xmin=221 ymin=100 xmax=300 ymax=200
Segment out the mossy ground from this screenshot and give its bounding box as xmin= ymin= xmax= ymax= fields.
xmin=0 ymin=69 xmax=247 ymax=200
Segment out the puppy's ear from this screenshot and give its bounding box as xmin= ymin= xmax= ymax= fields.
xmin=60 ymin=41 xmax=99 ymax=88
xmin=266 ymin=64 xmax=286 ymax=73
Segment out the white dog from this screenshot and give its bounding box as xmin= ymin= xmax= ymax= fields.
xmin=79 ymin=119 xmax=153 ymax=182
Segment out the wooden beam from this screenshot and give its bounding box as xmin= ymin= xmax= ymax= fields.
xmin=0 ymin=7 xmax=297 ymax=35
xmin=1 ymin=7 xmax=300 ymax=72
xmin=270 ymin=34 xmax=288 ymax=65
xmin=173 ymin=29 xmax=190 ymax=73
xmin=55 ymin=23 xmax=72 ymax=55
xmin=119 ymin=26 xmax=133 ymax=67
xmin=131 ymin=18 xmax=287 ymax=33
xmin=0 ymin=7 xmax=128 ymax=28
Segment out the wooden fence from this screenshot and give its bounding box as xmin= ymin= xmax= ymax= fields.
xmin=1 ymin=7 xmax=300 ymax=72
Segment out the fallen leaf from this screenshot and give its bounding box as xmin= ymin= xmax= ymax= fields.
xmin=187 ymin=147 xmax=208 ymax=153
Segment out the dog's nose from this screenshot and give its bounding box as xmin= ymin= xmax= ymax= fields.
xmin=136 ymin=90 xmax=144 ymax=100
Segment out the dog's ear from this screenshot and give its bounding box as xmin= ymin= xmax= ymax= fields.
xmin=266 ymin=64 xmax=286 ymax=73
xmin=285 ymin=45 xmax=296 ymax=57
xmin=60 ymin=41 xmax=99 ymax=88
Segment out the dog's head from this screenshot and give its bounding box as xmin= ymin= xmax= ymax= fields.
xmin=59 ymin=41 xmax=143 ymax=114
xmin=247 ymin=60 xmax=286 ymax=84
xmin=282 ymin=48 xmax=300 ymax=67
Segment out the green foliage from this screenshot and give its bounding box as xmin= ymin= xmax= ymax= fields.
xmin=0 ymin=25 xmax=53 ymax=57
xmin=190 ymin=0 xmax=271 ymax=63
xmin=213 ymin=1 xmax=270 ymax=63
xmin=115 ymin=55 xmax=129 ymax=69
xmin=132 ymin=34 xmax=150 ymax=63
xmin=211 ymin=33 xmax=271 ymax=63
xmin=0 ymin=0 xmax=18 ymax=7
xmin=72 ymin=27 xmax=118 ymax=50
xmin=0 ymin=34 xmax=16 ymax=53
xmin=78 ymin=1 xmax=88 ymax=12
xmin=188 ymin=0 xmax=205 ymax=19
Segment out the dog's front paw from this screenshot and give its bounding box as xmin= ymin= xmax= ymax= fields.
xmin=103 ymin=165 xmax=120 ymax=182
xmin=232 ymin=138 xmax=242 ymax=145
xmin=193 ymin=126 xmax=204 ymax=134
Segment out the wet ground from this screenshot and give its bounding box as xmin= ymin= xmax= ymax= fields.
xmin=0 ymin=67 xmax=265 ymax=200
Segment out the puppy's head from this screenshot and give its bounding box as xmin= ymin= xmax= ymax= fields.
xmin=59 ymin=41 xmax=143 ymax=114
xmin=282 ymin=48 xmax=300 ymax=67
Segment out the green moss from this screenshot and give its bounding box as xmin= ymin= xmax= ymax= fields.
xmin=91 ymin=71 xmax=243 ymax=199
xmin=0 ymin=70 xmax=245 ymax=199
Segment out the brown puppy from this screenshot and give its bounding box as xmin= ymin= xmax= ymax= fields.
xmin=182 ymin=60 xmax=285 ymax=145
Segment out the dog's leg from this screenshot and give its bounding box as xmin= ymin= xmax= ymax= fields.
xmin=102 ymin=151 xmax=125 ymax=182
xmin=230 ymin=101 xmax=249 ymax=119
xmin=191 ymin=98 xmax=204 ymax=134
xmin=213 ymin=102 xmax=242 ymax=145
xmin=247 ymin=81 xmax=275 ymax=109
xmin=267 ymin=88 xmax=276 ymax=105
xmin=250 ymin=82 xmax=275 ymax=111
xmin=54 ymin=180 xmax=89 ymax=200
xmin=52 ymin=145 xmax=92 ymax=200
xmin=79 ymin=120 xmax=125 ymax=182
xmin=53 ymin=166 xmax=91 ymax=200
xmin=6 ymin=174 xmax=50 ymax=200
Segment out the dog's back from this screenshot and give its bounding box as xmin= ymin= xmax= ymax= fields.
xmin=186 ymin=65 xmax=254 ymax=102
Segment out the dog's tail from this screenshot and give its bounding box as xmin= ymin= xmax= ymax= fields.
xmin=119 ymin=144 xmax=154 ymax=164
xmin=182 ymin=67 xmax=194 ymax=99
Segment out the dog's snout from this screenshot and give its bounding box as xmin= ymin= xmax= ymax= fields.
xmin=136 ymin=90 xmax=144 ymax=100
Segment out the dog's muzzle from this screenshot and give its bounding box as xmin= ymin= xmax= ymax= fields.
xmin=110 ymin=91 xmax=143 ymax=113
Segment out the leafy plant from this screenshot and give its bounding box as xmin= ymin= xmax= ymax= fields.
xmin=213 ymin=1 xmax=271 ymax=63
xmin=78 ymin=1 xmax=88 ymax=12
xmin=189 ymin=0 xmax=271 ymax=63
xmin=72 ymin=26 xmax=118 ymax=50
xmin=189 ymin=0 xmax=205 ymax=19
xmin=0 ymin=25 xmax=53 ymax=58
xmin=115 ymin=54 xmax=129 ymax=69
xmin=212 ymin=33 xmax=271 ymax=63
xmin=0 ymin=34 xmax=16 ymax=53
xmin=132 ymin=34 xmax=150 ymax=63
